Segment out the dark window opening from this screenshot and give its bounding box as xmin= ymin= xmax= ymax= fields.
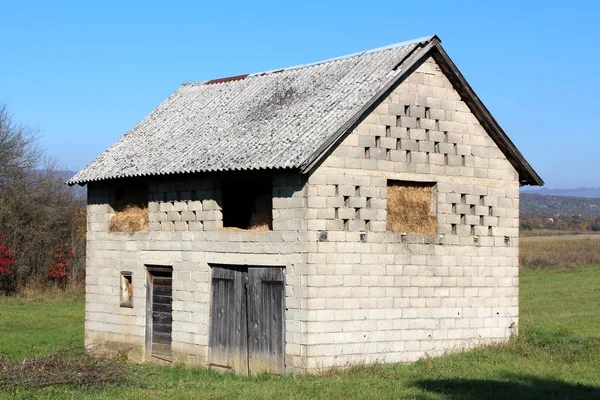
xmin=222 ymin=177 xmax=272 ymax=231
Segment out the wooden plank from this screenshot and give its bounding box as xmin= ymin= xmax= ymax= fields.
xmin=152 ymin=323 xmax=172 ymax=333
xmin=152 ymin=302 xmax=172 ymax=313
xmin=152 ymin=331 xmax=172 ymax=344
xmin=152 ymin=285 xmax=172 ymax=296
xmin=152 ymin=313 xmax=172 ymax=324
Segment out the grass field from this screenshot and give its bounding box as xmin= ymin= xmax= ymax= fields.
xmin=1 ymin=238 xmax=599 ymax=399
xmin=520 ymin=234 xmax=600 ymax=268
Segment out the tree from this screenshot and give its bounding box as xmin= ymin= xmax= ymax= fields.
xmin=0 ymin=102 xmax=86 ymax=292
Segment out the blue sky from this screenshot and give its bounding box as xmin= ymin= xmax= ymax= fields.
xmin=1 ymin=1 xmax=598 ymax=188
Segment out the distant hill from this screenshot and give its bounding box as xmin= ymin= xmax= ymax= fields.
xmin=521 ymin=187 xmax=600 ymax=198
xmin=521 ymin=193 xmax=600 ymax=218
xmin=520 ymin=193 xmax=600 ymax=231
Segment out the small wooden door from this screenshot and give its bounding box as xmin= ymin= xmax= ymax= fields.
xmin=208 ymin=265 xmax=285 ymax=375
xmin=146 ymin=266 xmax=173 ymax=362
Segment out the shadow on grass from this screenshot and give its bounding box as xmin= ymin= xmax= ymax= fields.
xmin=413 ymin=374 xmax=600 ymax=400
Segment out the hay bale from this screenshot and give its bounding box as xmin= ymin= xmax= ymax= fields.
xmin=108 ymin=205 xmax=148 ymax=233
xmin=387 ymin=182 xmax=436 ymax=234
xmin=249 ymin=193 xmax=272 ymax=230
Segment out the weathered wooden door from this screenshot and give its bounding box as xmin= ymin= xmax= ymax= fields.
xmin=208 ymin=265 xmax=284 ymax=375
xmin=146 ymin=266 xmax=173 ymax=362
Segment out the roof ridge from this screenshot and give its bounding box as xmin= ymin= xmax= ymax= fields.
xmin=181 ymin=35 xmax=437 ymax=87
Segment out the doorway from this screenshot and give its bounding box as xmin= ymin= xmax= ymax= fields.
xmin=208 ymin=265 xmax=285 ymax=375
xmin=146 ymin=266 xmax=173 ymax=362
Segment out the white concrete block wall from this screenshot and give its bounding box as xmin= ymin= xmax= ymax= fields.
xmin=303 ymin=56 xmax=520 ymax=371
xmin=85 ymin=174 xmax=309 ymax=371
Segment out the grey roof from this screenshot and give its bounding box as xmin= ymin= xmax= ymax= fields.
xmin=68 ymin=36 xmax=432 ymax=185
xmin=68 ymin=35 xmax=543 ymax=186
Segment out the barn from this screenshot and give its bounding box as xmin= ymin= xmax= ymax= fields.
xmin=68 ymin=35 xmax=543 ymax=375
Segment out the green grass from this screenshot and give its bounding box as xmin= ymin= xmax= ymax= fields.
xmin=0 ymin=297 xmax=84 ymax=361
xmin=520 ymin=265 xmax=600 ymax=337
xmin=1 ymin=266 xmax=600 ymax=399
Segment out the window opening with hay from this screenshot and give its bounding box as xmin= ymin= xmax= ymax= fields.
xmin=387 ymin=180 xmax=437 ymax=235
xmin=120 ymin=271 xmax=133 ymax=307
xmin=108 ymin=184 xmax=148 ymax=233
xmin=222 ymin=177 xmax=272 ymax=231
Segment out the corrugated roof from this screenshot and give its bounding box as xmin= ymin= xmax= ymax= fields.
xmin=67 ymin=36 xmax=433 ymax=185
xmin=68 ymin=35 xmax=543 ymax=186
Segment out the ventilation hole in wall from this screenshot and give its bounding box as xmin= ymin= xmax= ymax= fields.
xmin=462 ymin=155 xmax=466 ymax=166
xmin=504 ymin=236 xmax=511 ymax=246
xmin=335 ymin=184 xmax=340 ymax=195
xmin=488 ymin=226 xmax=493 ymax=236
xmin=451 ymin=224 xmax=457 ymax=234
xmin=334 ymin=207 xmax=340 ymax=219
xmin=479 ymin=195 xmax=485 ymax=205
xmin=435 ymin=119 xmax=440 ymax=131
xmin=401 ymin=233 xmax=408 ymax=243
xmin=461 ymin=194 xmax=467 ymax=204
xmin=444 ymin=153 xmax=448 ymax=165
xmin=375 ymin=136 xmax=381 ymax=148
xmin=404 ymin=105 xmax=410 ymax=116
xmin=395 ymin=115 xmax=401 ymax=127
xmin=444 ymin=131 xmax=449 ymax=142
xmin=460 ymin=214 xmax=466 ymax=224
xmin=451 ymin=203 xmax=457 ymax=213
xmin=470 ymin=225 xmax=475 ymax=235
xmin=479 ymin=216 xmax=484 ymax=225
xmin=343 ymin=219 xmax=349 ymax=231
xmin=406 ymin=150 xmax=412 ymax=162
xmin=434 ymin=142 xmax=440 ymax=153
xmin=318 ymin=231 xmax=328 ymax=242
xmin=354 ymin=208 xmax=360 ymax=218
xmin=364 ymin=147 xmax=370 ymax=159
xmin=385 ymin=125 xmax=391 ymax=137
xmin=473 ymin=235 xmax=480 ymax=246
xmin=416 ymin=117 xmax=421 ymax=128
xmin=454 ymin=143 xmax=458 ymax=153
xmin=489 ymin=206 xmax=494 ymax=216
xmin=360 ymin=231 xmax=368 ymax=243
xmin=355 ymin=186 xmax=360 ymax=196
xmin=386 ymin=149 xmax=390 ymax=160
xmin=395 ymin=138 xmax=401 ymax=150
xmin=425 ymin=129 xmax=430 ymax=141
xmin=424 ymin=107 xmax=430 ymax=119
xmin=343 ymin=196 xmax=350 ymax=207
xmin=470 ymin=204 xmax=475 ymax=214
xmin=364 ymin=220 xmax=370 ymax=231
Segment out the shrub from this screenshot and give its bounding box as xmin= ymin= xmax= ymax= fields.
xmin=0 ymin=236 xmax=16 ymax=294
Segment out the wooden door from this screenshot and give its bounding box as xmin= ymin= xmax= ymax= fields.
xmin=247 ymin=267 xmax=285 ymax=375
xmin=146 ymin=266 xmax=173 ymax=362
xmin=208 ymin=265 xmax=284 ymax=375
xmin=208 ymin=265 xmax=248 ymax=374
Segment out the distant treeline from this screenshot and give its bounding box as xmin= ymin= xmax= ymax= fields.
xmin=520 ymin=213 xmax=600 ymax=232
xmin=520 ymin=192 xmax=600 ymax=232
